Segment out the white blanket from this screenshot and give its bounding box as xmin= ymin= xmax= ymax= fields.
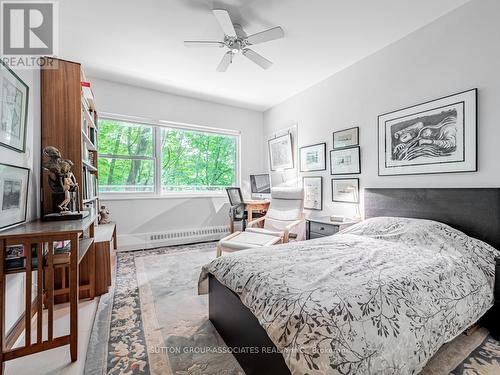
xmin=199 ymin=217 xmax=499 ymax=374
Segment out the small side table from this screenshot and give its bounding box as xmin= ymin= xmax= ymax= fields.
xmin=306 ymin=216 xmax=359 ymax=240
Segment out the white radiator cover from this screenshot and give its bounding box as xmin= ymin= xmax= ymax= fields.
xmin=116 ymin=225 xmax=230 ymax=251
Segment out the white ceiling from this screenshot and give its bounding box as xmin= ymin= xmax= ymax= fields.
xmin=59 ymin=0 xmax=470 ymax=111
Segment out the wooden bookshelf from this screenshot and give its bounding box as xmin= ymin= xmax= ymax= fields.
xmin=41 ymin=57 xmax=99 ymax=218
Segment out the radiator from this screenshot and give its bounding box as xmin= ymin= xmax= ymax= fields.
xmin=117 ymin=225 xmax=230 ymax=251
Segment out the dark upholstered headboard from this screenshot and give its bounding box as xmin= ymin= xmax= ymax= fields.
xmin=364 ymin=188 xmax=500 ymax=250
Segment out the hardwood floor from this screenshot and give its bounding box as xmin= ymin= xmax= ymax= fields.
xmin=4 ymin=299 xmax=98 ymax=375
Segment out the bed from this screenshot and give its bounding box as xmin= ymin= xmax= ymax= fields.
xmin=199 ymin=188 xmax=500 ymax=375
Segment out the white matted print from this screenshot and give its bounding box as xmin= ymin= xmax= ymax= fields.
xmin=332 ymin=178 xmax=359 ymax=203
xmin=330 ymin=147 xmax=360 ymax=175
xmin=0 ymin=61 xmax=29 ymax=152
xmin=303 ymin=176 xmax=322 ymax=210
xmin=268 ymin=133 xmax=294 ymax=171
xmin=333 ymin=127 xmax=359 ymax=149
xmin=378 ymin=89 xmax=477 ymax=176
xmin=0 ymin=163 xmax=30 ymax=229
xmin=300 ymin=143 xmax=326 ymax=172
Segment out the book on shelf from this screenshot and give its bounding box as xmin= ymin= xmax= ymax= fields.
xmin=5 ymin=244 xmax=48 ymax=270
xmin=81 ymin=81 xmax=94 ymax=101
xmin=82 ymin=166 xmax=97 ymax=200
xmin=53 ymin=240 xmax=71 ymax=265
xmin=82 ymin=146 xmax=89 ymax=163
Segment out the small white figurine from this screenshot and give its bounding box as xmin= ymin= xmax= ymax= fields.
xmin=99 ymin=205 xmax=111 ymax=224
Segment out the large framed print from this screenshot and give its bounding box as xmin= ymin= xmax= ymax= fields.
xmin=333 ymin=127 xmax=359 ymax=149
xmin=0 ymin=60 xmax=29 ymax=153
xmin=0 ymin=163 xmax=30 ymax=229
xmin=332 ymin=178 xmax=359 ymax=204
xmin=303 ymin=176 xmax=322 ymax=210
xmin=330 ymin=146 xmax=360 ymax=175
xmin=268 ymin=133 xmax=294 ymax=171
xmin=299 ymin=143 xmax=326 ymax=172
xmin=378 ymin=89 xmax=477 ymax=176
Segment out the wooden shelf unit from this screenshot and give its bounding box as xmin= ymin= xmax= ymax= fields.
xmin=41 ymin=57 xmax=100 ymax=217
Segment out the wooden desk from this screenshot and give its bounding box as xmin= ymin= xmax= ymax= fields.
xmin=229 ymin=200 xmax=270 ymax=233
xmin=0 ymin=213 xmax=97 ymax=374
xmin=244 ymin=200 xmax=270 ymax=222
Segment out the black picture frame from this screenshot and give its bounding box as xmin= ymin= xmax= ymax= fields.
xmin=330 ymin=146 xmax=361 ymax=175
xmin=377 ymin=88 xmax=477 ymax=176
xmin=331 ymin=178 xmax=359 ymax=204
xmin=268 ymin=133 xmax=294 ymax=171
xmin=0 ymin=163 xmax=30 ymax=230
xmin=303 ymin=176 xmax=323 ymax=210
xmin=332 ymin=126 xmax=359 ymax=149
xmin=299 ymin=142 xmax=327 ymax=172
xmin=0 ymin=60 xmax=29 ymax=153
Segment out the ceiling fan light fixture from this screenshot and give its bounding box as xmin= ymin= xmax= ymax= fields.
xmin=183 ymin=9 xmax=284 ymax=72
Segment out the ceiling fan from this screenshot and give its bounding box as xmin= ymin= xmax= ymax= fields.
xmin=184 ymin=9 xmax=284 ymax=72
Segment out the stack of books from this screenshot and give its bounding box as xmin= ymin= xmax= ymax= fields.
xmin=5 ymin=245 xmax=24 ymax=270
xmin=53 ymin=241 xmax=71 ymax=265
xmin=5 ymin=244 xmax=48 ymax=270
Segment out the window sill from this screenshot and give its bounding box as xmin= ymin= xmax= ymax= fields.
xmin=100 ymin=193 xmax=227 ymax=201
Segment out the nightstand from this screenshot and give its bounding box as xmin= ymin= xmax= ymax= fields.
xmin=306 ymin=216 xmax=359 ymax=240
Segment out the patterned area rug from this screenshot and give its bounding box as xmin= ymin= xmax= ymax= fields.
xmin=84 ymin=242 xmax=500 ymax=375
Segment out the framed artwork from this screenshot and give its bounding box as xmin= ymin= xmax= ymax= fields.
xmin=299 ymin=142 xmax=326 ymax=172
xmin=0 ymin=60 xmax=29 ymax=152
xmin=0 ymin=163 xmax=30 ymax=229
xmin=303 ymin=176 xmax=323 ymax=210
xmin=330 ymin=146 xmax=361 ymax=175
xmin=332 ymin=178 xmax=359 ymax=203
xmin=378 ymin=88 xmax=477 ymax=176
xmin=268 ymin=133 xmax=294 ymax=171
xmin=333 ymin=127 xmax=359 ymax=149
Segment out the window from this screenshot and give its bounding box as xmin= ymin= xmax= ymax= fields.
xmin=98 ymin=120 xmax=155 ymax=192
xmin=160 ymin=128 xmax=237 ymax=193
xmin=98 ymin=117 xmax=239 ymax=195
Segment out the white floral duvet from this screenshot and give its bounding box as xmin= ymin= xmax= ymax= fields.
xmin=199 ymin=217 xmax=500 ymax=375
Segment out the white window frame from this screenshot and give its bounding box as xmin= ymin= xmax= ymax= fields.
xmin=98 ymin=113 xmax=241 ymax=200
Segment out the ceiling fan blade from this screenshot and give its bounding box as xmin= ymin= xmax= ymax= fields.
xmin=213 ymin=9 xmax=237 ymax=37
xmin=243 ymin=49 xmax=273 ymax=70
xmin=184 ymin=41 xmax=225 ymax=48
xmin=216 ymin=51 xmax=233 ymax=72
xmin=246 ymin=26 xmax=284 ymax=45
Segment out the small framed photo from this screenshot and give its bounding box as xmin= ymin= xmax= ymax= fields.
xmin=303 ymin=176 xmax=323 ymax=210
xmin=332 ymin=178 xmax=359 ymax=203
xmin=330 ymin=146 xmax=360 ymax=175
xmin=268 ymin=133 xmax=294 ymax=171
xmin=333 ymin=127 xmax=359 ymax=149
xmin=0 ymin=163 xmax=30 ymax=230
xmin=299 ymin=143 xmax=326 ymax=172
xmin=0 ymin=60 xmax=29 ymax=153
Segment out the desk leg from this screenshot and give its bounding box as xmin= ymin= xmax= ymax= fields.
xmin=0 ymin=240 xmax=4 ymax=375
xmin=247 ymin=208 xmax=253 ymax=224
xmin=69 ymin=234 xmax=79 ymax=362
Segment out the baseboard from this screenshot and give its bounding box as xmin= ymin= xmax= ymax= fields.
xmin=116 ymin=225 xmax=231 ymax=251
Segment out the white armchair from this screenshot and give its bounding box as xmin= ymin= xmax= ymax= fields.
xmin=217 ymin=187 xmax=304 ymax=257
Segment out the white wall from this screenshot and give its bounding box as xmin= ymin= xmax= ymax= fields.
xmin=90 ymin=78 xmax=265 ymax=249
xmin=0 ymin=67 xmax=41 ymax=332
xmin=264 ymin=0 xmax=500 ymax=219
